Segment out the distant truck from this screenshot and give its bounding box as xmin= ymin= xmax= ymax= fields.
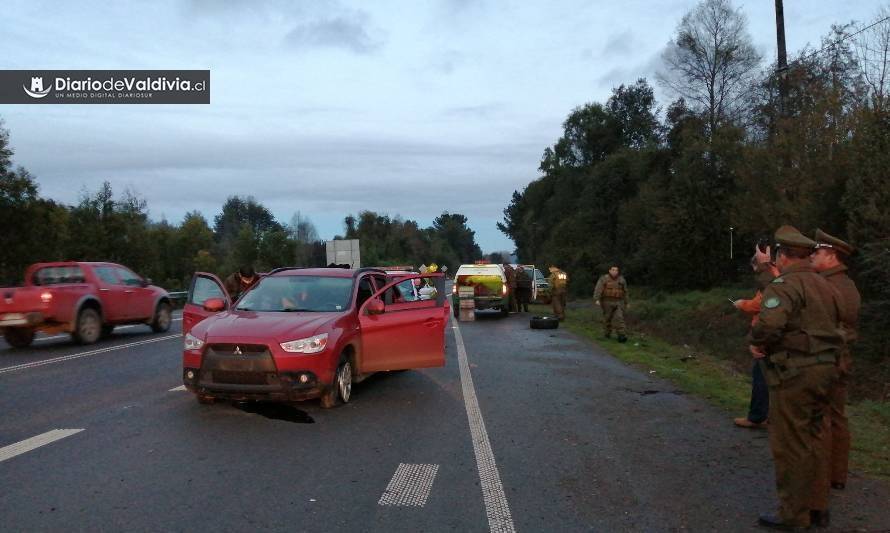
xmin=0 ymin=262 xmax=172 ymax=348
xmin=326 ymin=239 xmax=361 ymax=268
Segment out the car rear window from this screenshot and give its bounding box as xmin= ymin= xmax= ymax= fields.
xmin=235 ymin=276 xmax=354 ymax=312
xmin=33 ymin=266 xmax=86 ymax=285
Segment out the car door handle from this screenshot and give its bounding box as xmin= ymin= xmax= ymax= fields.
xmin=424 ymin=319 xmax=439 ymax=327
xmin=125 ymin=290 xmax=134 ymax=294
xmin=99 ymin=288 xmax=109 ymax=292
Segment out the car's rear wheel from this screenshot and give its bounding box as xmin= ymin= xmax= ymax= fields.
xmin=4 ymin=327 xmax=35 ymax=348
xmin=320 ymin=358 xmax=353 ymax=408
xmin=151 ymin=302 xmax=172 ymax=333
xmin=72 ymin=308 xmax=102 ymax=345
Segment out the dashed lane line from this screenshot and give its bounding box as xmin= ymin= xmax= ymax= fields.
xmin=0 ymin=334 xmax=180 ymax=375
xmin=169 ymin=385 xmax=186 ymax=392
xmin=378 ymin=463 xmax=440 ymax=507
xmin=0 ymin=429 xmax=85 ymax=463
xmin=452 ymin=321 xmax=516 ymax=533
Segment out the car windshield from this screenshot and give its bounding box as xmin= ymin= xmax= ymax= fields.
xmin=235 ymin=275 xmax=354 ymax=312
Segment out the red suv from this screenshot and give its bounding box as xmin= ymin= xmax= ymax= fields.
xmin=182 ymin=268 xmax=448 ymax=407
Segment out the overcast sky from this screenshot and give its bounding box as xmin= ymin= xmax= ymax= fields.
xmin=1 ymin=0 xmax=884 ymax=253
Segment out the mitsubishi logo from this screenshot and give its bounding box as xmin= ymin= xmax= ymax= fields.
xmin=233 ymin=346 xmax=243 ymax=355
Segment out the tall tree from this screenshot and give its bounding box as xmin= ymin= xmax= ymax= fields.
xmin=658 ymin=0 xmax=761 ymax=134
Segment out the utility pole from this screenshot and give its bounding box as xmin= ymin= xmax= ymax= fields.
xmin=775 ymin=0 xmax=788 ymax=112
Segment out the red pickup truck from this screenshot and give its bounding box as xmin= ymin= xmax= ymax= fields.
xmin=0 ymin=262 xmax=173 ymax=348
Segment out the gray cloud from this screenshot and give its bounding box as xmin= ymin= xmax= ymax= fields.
xmin=602 ymin=30 xmax=634 ymax=57
xmin=284 ymin=12 xmax=383 ymax=54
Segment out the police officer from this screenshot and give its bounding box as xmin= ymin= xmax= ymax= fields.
xmin=811 ymin=229 xmax=860 ymax=498
xmin=503 ymin=264 xmax=518 ymax=313
xmin=515 ymin=265 xmax=533 ymax=312
xmin=224 ymin=265 xmax=259 ymax=301
xmin=547 ymin=266 xmax=568 ymax=320
xmin=594 ymin=265 xmax=629 ymax=342
xmin=750 ymin=226 xmax=844 ymax=530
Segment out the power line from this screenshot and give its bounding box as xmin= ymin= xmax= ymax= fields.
xmin=777 ymin=14 xmax=890 ymax=71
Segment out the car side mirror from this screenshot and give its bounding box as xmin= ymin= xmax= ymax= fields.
xmin=142 ymin=278 xmax=152 ymax=287
xmin=203 ymin=298 xmax=226 ymax=312
xmin=367 ymin=298 xmax=385 ymax=315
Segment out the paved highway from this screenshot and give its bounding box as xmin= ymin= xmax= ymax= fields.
xmin=1 ymin=311 xmax=888 ymax=532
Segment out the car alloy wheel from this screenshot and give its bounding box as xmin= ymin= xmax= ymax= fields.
xmin=75 ymin=309 xmax=102 ymax=344
xmin=337 ymin=361 xmax=353 ymax=403
xmin=152 ymin=303 xmax=172 ymax=333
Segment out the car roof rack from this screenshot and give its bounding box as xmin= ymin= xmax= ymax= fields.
xmin=267 ymin=267 xmax=307 ymax=275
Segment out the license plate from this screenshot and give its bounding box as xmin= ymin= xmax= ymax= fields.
xmin=0 ymin=313 xmax=27 ymax=326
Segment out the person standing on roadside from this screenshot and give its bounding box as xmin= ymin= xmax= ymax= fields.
xmin=750 ymin=226 xmax=844 ymax=531
xmin=515 ymin=265 xmax=532 ymax=312
xmin=733 ymin=249 xmax=780 ymax=429
xmin=503 ymin=264 xmax=518 ymax=313
xmin=224 ymin=265 xmax=260 ymax=301
xmin=547 ymin=265 xmax=568 ymax=320
xmin=594 ymin=265 xmax=629 ymax=342
xmin=811 ymin=229 xmax=860 ymax=497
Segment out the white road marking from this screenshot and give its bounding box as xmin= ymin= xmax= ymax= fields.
xmin=169 ymin=385 xmax=186 ymax=392
xmin=0 ymin=429 xmax=84 ymax=463
xmin=452 ymin=321 xmax=515 ymax=533
xmin=378 ymin=463 xmax=440 ymax=507
xmin=0 ymin=334 xmax=180 ymax=375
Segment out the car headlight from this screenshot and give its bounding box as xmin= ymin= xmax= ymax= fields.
xmin=280 ymin=333 xmax=328 ymax=354
xmin=184 ymin=332 xmax=205 ymax=351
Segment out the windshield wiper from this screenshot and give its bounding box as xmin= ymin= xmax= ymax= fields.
xmin=235 ymin=306 xmax=252 ymax=311
xmin=281 ymin=308 xmax=318 ymax=312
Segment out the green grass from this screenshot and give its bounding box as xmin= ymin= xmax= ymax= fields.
xmin=531 ymin=300 xmax=890 ymax=479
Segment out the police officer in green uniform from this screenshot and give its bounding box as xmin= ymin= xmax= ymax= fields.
xmin=750 ymin=226 xmax=844 ymax=530
xmin=594 ymin=266 xmax=629 ymax=342
xmin=548 ymin=266 xmax=568 ymax=320
xmin=810 ymin=230 xmax=860 ymax=502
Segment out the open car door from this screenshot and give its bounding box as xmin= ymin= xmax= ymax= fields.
xmin=358 ymin=273 xmax=446 ymax=373
xmin=182 ymin=272 xmax=231 ymax=335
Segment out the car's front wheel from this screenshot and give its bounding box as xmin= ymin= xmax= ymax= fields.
xmin=320 ymin=358 xmax=353 ymax=408
xmin=72 ymin=308 xmax=102 ymax=345
xmin=151 ymin=302 xmax=172 ymax=333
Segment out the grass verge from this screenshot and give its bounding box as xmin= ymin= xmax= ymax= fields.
xmin=530 ymin=302 xmax=890 ymax=479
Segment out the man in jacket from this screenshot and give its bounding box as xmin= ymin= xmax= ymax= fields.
xmin=594 ymin=266 xmax=629 ymax=342
xmin=750 ymin=226 xmax=844 ymax=530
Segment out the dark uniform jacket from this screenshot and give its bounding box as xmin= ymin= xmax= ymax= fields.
xmin=749 ymin=263 xmax=844 ymax=360
xmin=820 ymin=264 xmax=860 ymax=344
xmin=594 ymin=275 xmax=628 ymax=304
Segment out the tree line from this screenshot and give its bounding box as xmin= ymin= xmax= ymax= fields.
xmin=499 ymin=1 xmax=889 ymax=360
xmin=0 ymin=126 xmax=484 ymax=290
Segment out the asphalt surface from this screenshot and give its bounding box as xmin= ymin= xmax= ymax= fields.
xmin=1 ymin=310 xmax=888 ymax=532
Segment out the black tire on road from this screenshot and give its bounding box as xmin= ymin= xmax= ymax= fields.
xmin=320 ymin=357 xmax=353 ymax=409
xmin=530 ymin=316 xmax=559 ymax=330
xmin=4 ymin=327 xmax=35 ymax=348
xmin=72 ymin=308 xmax=102 ymax=345
xmin=151 ymin=302 xmax=172 ymax=333
xmin=500 ymin=306 xmax=509 ymax=318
